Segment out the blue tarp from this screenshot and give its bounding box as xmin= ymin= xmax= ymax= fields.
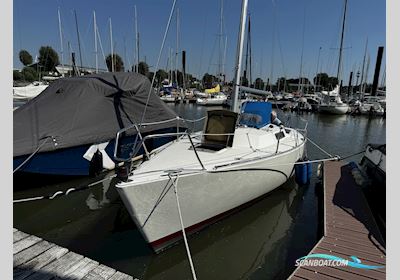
xmin=239 ymin=101 xmax=272 ymax=128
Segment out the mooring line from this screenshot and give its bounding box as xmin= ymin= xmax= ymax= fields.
xmin=169 ymin=173 xmax=198 ymax=280
xmin=306 ymin=136 xmax=334 ymax=158
xmin=13 ymin=137 xmax=51 ymax=173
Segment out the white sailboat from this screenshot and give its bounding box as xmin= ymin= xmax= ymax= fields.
xmin=359 ymin=96 xmax=385 ymax=116
xmin=115 ymin=0 xmax=306 ymax=253
xmin=13 ymin=82 xmax=48 ymax=101
xmin=318 ymin=85 xmax=349 ymax=114
xmin=196 ymin=92 xmax=227 ymax=106
xmin=318 ymin=0 xmax=350 ymax=115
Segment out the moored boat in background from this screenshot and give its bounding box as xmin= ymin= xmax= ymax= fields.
xmin=13 ymin=72 xmax=186 ymax=176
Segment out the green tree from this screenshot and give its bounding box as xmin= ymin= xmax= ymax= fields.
xmin=202 ymin=73 xmax=216 ymax=88
xmin=38 ymin=46 xmax=60 ymax=72
xmin=138 ymin=61 xmax=149 ymax=76
xmin=106 ymin=54 xmax=124 ymax=72
xmin=313 ymin=73 xmax=329 ymax=88
xmin=21 ymin=67 xmax=38 ymax=82
xmin=155 ymin=69 xmax=168 ymax=84
xmin=19 ymin=50 xmax=33 ymax=66
xmin=327 ymin=76 xmax=339 ymax=89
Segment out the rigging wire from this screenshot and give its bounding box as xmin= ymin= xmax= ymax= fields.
xmin=139 ymin=0 xmax=177 ymax=127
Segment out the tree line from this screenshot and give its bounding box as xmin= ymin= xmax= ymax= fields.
xmin=14 ymin=46 xmax=374 ymax=93
xmin=14 ymin=46 xmax=200 ymax=87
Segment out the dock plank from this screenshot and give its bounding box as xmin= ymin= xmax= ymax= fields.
xmin=13 ymin=228 xmax=135 ymax=280
xmin=14 ymin=231 xmax=29 ymax=243
xmin=26 ymin=251 xmax=84 ymax=280
xmin=62 ymin=258 xmax=99 ymax=279
xmin=14 ymin=240 xmax=55 ymax=267
xmin=82 ymin=264 xmax=117 ymax=280
xmin=294 ymin=267 xmax=338 ymax=280
xmin=109 ymin=271 xmax=135 ymax=280
xmin=13 ymin=235 xmax=42 ymax=255
xmin=14 ymin=245 xmax=68 ymax=280
xmin=289 ymin=161 xmax=386 ymax=279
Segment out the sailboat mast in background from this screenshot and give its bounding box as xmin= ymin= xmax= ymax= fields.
xmin=57 ymin=7 xmax=64 ymax=77
xmin=74 ymin=10 xmax=83 ymax=72
xmin=232 ymin=0 xmax=248 ymax=113
xmin=336 ymin=0 xmax=348 ymax=93
xmin=109 ymin=18 xmax=114 ymax=72
xmin=93 ymin=11 xmax=98 ymax=73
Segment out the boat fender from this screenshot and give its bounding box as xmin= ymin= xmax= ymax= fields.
xmin=306 ymin=157 xmax=312 ymax=181
xmin=295 ymin=158 xmax=311 ymax=185
xmin=89 ymin=149 xmax=103 ymax=177
xmin=83 ymin=142 xmax=115 ymax=170
xmin=317 ymin=163 xmax=323 ymax=179
xmin=116 ymin=162 xmax=131 ymax=182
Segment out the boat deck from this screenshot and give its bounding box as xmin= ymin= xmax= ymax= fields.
xmin=13 ymin=228 xmax=136 ymax=280
xmin=129 ymin=126 xmax=303 ymax=183
xmin=289 ymin=161 xmax=386 ymax=279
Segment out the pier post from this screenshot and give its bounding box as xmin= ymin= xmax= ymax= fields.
xmin=371 ymin=46 xmax=384 ymax=96
xmin=347 ymin=71 xmax=353 ymax=98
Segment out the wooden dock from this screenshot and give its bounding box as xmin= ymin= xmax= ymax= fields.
xmin=289 ymin=161 xmax=386 ymax=279
xmin=13 ymin=228 xmax=136 ymax=280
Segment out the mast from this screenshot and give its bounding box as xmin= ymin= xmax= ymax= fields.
xmin=175 ymin=8 xmax=179 ymax=86
xmin=222 ymin=35 xmax=228 ymax=84
xmin=362 ymin=54 xmax=370 ymax=96
xmin=315 ymin=47 xmax=322 ymax=92
xmin=74 ymin=10 xmax=83 ymax=72
xmin=359 ymin=37 xmax=368 ymax=93
xmin=232 ymin=0 xmax=248 ymax=113
xmin=248 ymin=14 xmax=252 ymax=87
xmin=109 ymin=18 xmax=114 ymax=72
xmin=57 ymin=7 xmax=64 ymax=77
xmin=270 ymin=1 xmax=276 ymax=92
xmin=218 ymin=0 xmax=224 ymax=83
xmin=298 ymin=5 xmax=306 ymax=93
xmin=170 ymin=47 xmax=173 ymax=84
xmin=93 ymin=11 xmax=98 ymax=73
xmin=336 ymin=0 xmax=348 ymax=89
xmin=134 ymin=5 xmax=139 ymax=72
xmin=243 ymin=13 xmax=252 ymax=86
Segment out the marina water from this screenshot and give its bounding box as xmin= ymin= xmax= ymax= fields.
xmin=13 ymin=103 xmax=386 ymax=279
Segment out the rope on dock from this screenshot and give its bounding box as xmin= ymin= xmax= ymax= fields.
xmin=169 ymin=173 xmax=198 ymax=280
xmin=13 ymin=174 xmax=117 ymax=203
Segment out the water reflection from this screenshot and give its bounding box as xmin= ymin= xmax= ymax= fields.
xmin=85 ymin=178 xmax=112 ymax=210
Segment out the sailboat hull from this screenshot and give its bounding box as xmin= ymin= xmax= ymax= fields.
xmin=318 ymin=104 xmax=349 ymax=114
xmin=116 ymin=143 xmax=304 ymax=252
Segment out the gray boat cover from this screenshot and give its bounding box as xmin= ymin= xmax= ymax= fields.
xmin=14 ymin=72 xmax=186 ymax=157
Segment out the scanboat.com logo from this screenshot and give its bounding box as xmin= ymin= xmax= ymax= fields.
xmin=295 ymin=254 xmax=384 ymax=270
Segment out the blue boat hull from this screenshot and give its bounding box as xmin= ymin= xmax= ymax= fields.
xmin=14 ymin=128 xmax=179 ymax=176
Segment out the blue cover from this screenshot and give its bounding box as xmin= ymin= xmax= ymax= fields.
xmin=239 ymin=101 xmax=272 ymax=128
